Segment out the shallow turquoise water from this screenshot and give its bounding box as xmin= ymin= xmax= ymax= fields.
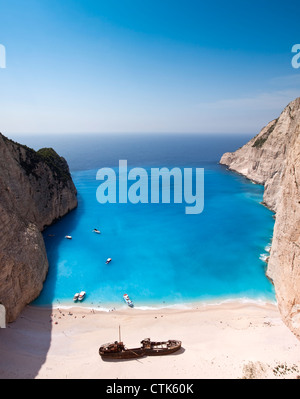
xmin=33 ymin=161 xmax=275 ymax=310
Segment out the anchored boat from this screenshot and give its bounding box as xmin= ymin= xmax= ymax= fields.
xmin=123 ymin=293 xmax=134 ymax=308
xmin=73 ymin=293 xmax=79 ymax=302
xmin=78 ymin=291 xmax=86 ymax=301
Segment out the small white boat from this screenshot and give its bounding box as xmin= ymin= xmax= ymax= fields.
xmin=123 ymin=293 xmax=134 ymax=308
xmin=106 ymin=258 xmax=112 ymax=264
xmin=65 ymin=235 xmax=72 ymax=240
xmin=78 ymin=291 xmax=86 ymax=301
xmin=73 ymin=293 xmax=79 ymax=302
xmin=93 ymin=229 xmax=101 ymax=234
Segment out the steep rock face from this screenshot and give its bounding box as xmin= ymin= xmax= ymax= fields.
xmin=0 ymin=133 xmax=77 ymax=322
xmin=220 ymin=97 xmax=300 ymax=337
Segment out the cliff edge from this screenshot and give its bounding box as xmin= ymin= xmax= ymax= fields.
xmin=0 ymin=133 xmax=77 ymax=322
xmin=220 ymin=97 xmax=300 ymax=338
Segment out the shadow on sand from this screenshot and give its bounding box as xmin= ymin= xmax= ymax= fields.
xmin=0 ymin=202 xmax=81 ymax=379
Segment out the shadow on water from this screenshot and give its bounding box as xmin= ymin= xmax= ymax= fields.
xmin=0 ymin=198 xmax=81 ymax=379
xmin=39 ymin=197 xmax=83 ymax=308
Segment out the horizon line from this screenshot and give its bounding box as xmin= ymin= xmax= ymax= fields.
xmin=4 ymin=131 xmax=255 ymax=136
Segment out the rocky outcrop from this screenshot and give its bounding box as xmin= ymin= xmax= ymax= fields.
xmin=0 ymin=133 xmax=77 ymax=322
xmin=220 ymin=97 xmax=300 ymax=338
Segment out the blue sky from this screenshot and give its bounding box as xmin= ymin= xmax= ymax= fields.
xmin=0 ymin=0 xmax=299 ymax=134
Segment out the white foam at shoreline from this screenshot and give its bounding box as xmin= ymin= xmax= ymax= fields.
xmin=201 ymin=297 xmax=277 ymax=307
xmin=265 ymin=244 xmax=271 ymax=252
xmin=32 ymin=295 xmax=277 ymax=313
xmin=260 ymin=253 xmax=269 ymax=262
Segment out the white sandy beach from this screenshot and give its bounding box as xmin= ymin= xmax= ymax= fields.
xmin=0 ymin=301 xmax=300 ymax=379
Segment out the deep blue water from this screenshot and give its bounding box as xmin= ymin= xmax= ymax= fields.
xmin=11 ymin=133 xmax=275 ymax=309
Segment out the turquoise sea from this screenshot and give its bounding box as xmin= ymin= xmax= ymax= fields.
xmin=14 ymin=133 xmax=275 ymax=309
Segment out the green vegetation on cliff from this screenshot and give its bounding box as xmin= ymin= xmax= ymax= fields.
xmin=37 ymin=147 xmax=71 ymax=182
xmin=0 ymin=133 xmax=71 ymax=183
xmin=252 ymin=118 xmax=278 ymax=148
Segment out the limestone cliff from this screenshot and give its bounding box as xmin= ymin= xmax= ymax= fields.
xmin=220 ymin=97 xmax=300 ymax=337
xmin=0 ymin=133 xmax=77 ymax=322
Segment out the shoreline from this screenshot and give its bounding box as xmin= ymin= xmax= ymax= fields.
xmin=31 ymin=294 xmax=277 ymax=313
xmin=1 ymin=300 xmax=300 ymax=379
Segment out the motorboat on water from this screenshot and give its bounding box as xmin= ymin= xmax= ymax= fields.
xmin=106 ymin=258 xmax=112 ymax=264
xmin=93 ymin=228 xmax=101 ymax=234
xmin=123 ymin=293 xmax=134 ymax=308
xmin=78 ymin=291 xmax=86 ymax=301
xmin=73 ymin=293 xmax=79 ymax=302
xmin=65 ymin=235 xmax=72 ymax=239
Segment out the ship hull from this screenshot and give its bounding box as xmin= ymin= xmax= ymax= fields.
xmin=99 ymin=347 xmax=145 ymax=359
